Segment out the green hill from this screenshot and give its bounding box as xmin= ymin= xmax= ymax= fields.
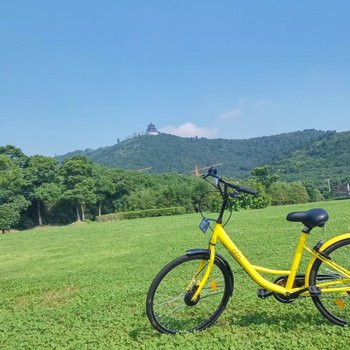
xmin=55 ymin=129 xmax=349 ymax=181
xmin=271 ymin=131 xmax=350 ymax=182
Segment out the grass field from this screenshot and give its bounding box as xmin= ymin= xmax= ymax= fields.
xmin=1 ymin=200 xmax=350 ymax=349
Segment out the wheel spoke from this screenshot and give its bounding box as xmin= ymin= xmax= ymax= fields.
xmin=146 ymin=254 xmax=231 ymax=333
xmin=310 ymin=238 xmax=350 ymax=325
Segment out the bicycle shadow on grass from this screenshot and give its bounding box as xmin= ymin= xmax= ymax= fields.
xmin=129 ymin=326 xmax=160 ymax=341
xmin=232 ymin=309 xmax=326 ymax=330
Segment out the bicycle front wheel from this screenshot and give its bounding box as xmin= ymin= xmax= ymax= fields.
xmin=309 ymin=238 xmax=350 ymax=326
xmin=146 ymin=252 xmax=233 ymax=334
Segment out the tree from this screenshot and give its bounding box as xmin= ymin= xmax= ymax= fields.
xmin=64 ymin=178 xmax=97 ymax=221
xmin=0 ymin=155 xmax=29 ymax=232
xmin=304 ymin=183 xmax=323 ymax=202
xmin=268 ymin=181 xmax=310 ymax=205
xmin=34 ymin=183 xmax=61 ymax=225
xmin=93 ymin=164 xmax=115 ymax=217
xmin=250 ymin=166 xmax=279 ymax=189
xmin=60 ymin=156 xmax=97 ymax=221
xmin=24 ymin=155 xmax=61 ymax=226
xmin=0 ymin=203 xmax=21 ymax=233
xmin=0 ymin=154 xmax=25 ymax=199
xmin=0 ymin=145 xmax=28 ymax=168
xmin=123 ymin=188 xmax=160 ymax=211
xmin=236 ymin=179 xmax=271 ymax=210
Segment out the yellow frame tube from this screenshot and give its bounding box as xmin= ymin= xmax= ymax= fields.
xmin=304 ymin=233 xmax=350 ymax=285
xmin=216 ymin=224 xmax=289 ymax=295
xmin=285 ymin=232 xmax=308 ymax=290
xmin=192 ymin=225 xmax=350 ymax=300
xmin=186 ymin=260 xmax=207 ymax=291
xmin=304 ymin=246 xmax=350 ymax=279
xmin=251 ymin=265 xmax=291 ymax=275
xmin=191 ymin=226 xmax=218 ymax=300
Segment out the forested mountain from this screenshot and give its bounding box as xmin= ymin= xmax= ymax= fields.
xmin=271 ymin=131 xmax=350 ymax=182
xmin=56 ymin=129 xmax=346 ymax=181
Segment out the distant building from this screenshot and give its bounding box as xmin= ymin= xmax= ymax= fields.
xmin=146 ymin=123 xmax=159 ymax=135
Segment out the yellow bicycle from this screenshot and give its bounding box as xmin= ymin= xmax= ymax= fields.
xmin=146 ymin=167 xmax=350 ymax=334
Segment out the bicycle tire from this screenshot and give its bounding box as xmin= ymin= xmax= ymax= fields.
xmin=309 ymin=238 xmax=350 ymax=326
xmin=146 ymin=252 xmax=232 ymax=334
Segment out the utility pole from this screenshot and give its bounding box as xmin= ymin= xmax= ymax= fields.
xmin=326 ymin=179 xmax=331 ymax=192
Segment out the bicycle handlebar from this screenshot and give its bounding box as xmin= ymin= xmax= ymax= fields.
xmin=229 ymin=184 xmax=258 ymax=196
xmin=204 ymin=167 xmax=259 ymax=196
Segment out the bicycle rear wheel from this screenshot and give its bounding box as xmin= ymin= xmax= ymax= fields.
xmin=309 ymin=238 xmax=350 ymax=325
xmin=146 ymin=252 xmax=232 ymax=334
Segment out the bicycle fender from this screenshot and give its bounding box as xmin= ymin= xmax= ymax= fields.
xmin=186 ymin=248 xmax=234 ymax=297
xmin=305 ymin=232 xmax=350 ymax=284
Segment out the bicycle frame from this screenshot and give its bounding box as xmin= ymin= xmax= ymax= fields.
xmin=191 ymin=222 xmax=350 ymax=302
xmin=189 ymin=173 xmax=350 ymax=302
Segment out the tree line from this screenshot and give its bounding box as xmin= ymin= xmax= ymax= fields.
xmin=0 ymin=145 xmax=333 ymax=233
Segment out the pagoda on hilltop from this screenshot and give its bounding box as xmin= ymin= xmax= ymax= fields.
xmin=146 ymin=122 xmax=159 ymax=135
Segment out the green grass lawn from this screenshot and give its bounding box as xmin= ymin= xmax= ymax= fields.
xmin=1 ymin=200 xmax=350 ymax=349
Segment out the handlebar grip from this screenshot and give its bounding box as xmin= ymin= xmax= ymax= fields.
xmin=236 ymin=186 xmax=259 ymax=196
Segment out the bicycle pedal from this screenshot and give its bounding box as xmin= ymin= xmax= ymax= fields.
xmin=309 ymin=286 xmax=321 ymax=297
xmin=257 ymin=288 xmax=273 ymax=299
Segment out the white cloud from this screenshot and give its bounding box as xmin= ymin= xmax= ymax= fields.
xmin=218 ymin=97 xmax=274 ymax=121
xmin=219 ymin=109 xmax=241 ymax=120
xmin=160 ymin=122 xmax=219 ymax=139
xmin=219 ymin=97 xmax=251 ymax=121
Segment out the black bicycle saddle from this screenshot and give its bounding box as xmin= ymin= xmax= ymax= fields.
xmin=286 ymin=208 xmax=329 ymax=229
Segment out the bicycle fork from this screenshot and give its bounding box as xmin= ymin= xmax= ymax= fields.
xmin=187 ymin=229 xmax=219 ymax=302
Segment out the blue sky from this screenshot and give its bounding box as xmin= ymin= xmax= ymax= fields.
xmin=1 ymin=1 xmax=350 ymax=156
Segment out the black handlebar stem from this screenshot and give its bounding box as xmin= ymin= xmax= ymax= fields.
xmin=207 ymin=167 xmax=217 ymax=176
xmin=204 ymin=168 xmax=258 ymax=197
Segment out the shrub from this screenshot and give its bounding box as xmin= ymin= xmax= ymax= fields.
xmin=97 ymin=206 xmax=186 ymax=222
xmin=268 ymin=181 xmax=310 ymax=205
